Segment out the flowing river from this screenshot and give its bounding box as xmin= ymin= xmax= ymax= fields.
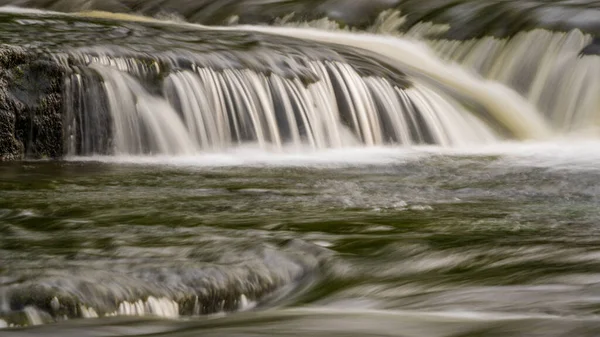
xmin=1 ymin=1 xmax=600 ymax=336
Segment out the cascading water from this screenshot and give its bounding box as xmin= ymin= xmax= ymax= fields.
xmin=74 ymin=66 xmax=197 ymax=155
xmin=58 ymin=31 xmax=509 ymax=155
xmin=278 ymin=9 xmax=600 ymax=138
xmin=428 ymin=29 xmax=600 ymax=134
xmin=43 ymin=9 xmax=568 ymax=157
xmin=393 ymin=10 xmax=600 ymax=136
xmin=0 ymin=7 xmax=568 ymax=158
xmin=3 ymin=3 xmax=600 ymax=336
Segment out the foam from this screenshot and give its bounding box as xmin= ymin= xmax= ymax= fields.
xmin=65 ymin=140 xmax=600 ymax=171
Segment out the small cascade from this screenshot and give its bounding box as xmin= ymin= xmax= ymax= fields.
xmin=63 ymin=50 xmax=499 ymax=156
xmin=94 ymin=66 xmax=197 ymax=155
xmin=275 ymin=10 xmax=600 ymax=137
xmin=108 ymin=297 xmax=180 ymax=318
xmin=428 ymin=29 xmax=600 ymax=134
xmin=79 ymin=305 xmax=99 ymax=318
xmin=0 ymin=239 xmax=328 ymax=326
xmin=23 ymin=306 xmax=46 ymax=326
xmin=235 ymin=24 xmax=551 ymax=140
xmin=65 ymin=66 xmax=196 ymax=155
xmin=0 ymin=7 xmax=569 ymax=158
xmin=163 ymin=62 xmax=494 ymax=149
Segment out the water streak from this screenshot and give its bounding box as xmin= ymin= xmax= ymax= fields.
xmin=23 ymin=306 xmax=45 ymax=326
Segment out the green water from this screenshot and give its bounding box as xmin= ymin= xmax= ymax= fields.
xmin=2 ymin=146 xmax=600 ymax=336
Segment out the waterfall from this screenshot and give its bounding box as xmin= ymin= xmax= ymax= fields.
xmin=230 ymin=25 xmax=551 ymax=141
xmin=56 ymin=11 xmax=559 ymax=156
xmin=23 ymin=9 xmax=590 ymax=156
xmin=63 ymin=50 xmax=499 ymax=156
xmin=427 ymin=29 xmax=600 ymax=134
xmin=0 ymin=8 xmax=562 ymax=157
xmin=275 ymin=10 xmax=600 ymax=138
xmin=163 ymin=62 xmax=495 ymax=148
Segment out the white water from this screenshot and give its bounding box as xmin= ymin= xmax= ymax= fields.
xmin=163 ymin=65 xmax=495 ymax=148
xmin=3 ymin=7 xmax=580 ymax=157
xmin=66 ymin=140 xmax=600 ymax=173
xmin=96 ymin=67 xmax=197 ymax=155
xmin=0 ymin=5 xmax=62 ymax=15
xmin=80 ymin=305 xmax=99 ymax=318
xmin=430 ymin=29 xmax=600 ymax=134
xmin=105 ymin=297 xmax=179 ymax=319
xmin=276 ymin=10 xmax=600 ymax=138
xmin=66 ymin=54 xmax=497 ymax=155
xmin=33 ymin=9 xmax=560 ymax=155
xmin=224 ymin=25 xmax=551 ymax=141
xmin=23 ymin=306 xmax=45 ymax=326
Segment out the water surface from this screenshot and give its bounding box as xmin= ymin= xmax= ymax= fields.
xmin=2 ymin=144 xmax=600 ymax=336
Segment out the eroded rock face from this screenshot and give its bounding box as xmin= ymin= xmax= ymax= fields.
xmin=0 ymin=47 xmax=65 ymax=160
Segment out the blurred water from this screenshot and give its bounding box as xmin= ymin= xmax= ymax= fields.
xmin=2 ymin=143 xmax=600 ymax=335
xmin=1 ymin=1 xmax=600 ymax=335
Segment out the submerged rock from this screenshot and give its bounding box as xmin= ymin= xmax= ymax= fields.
xmin=0 ymin=239 xmax=330 ymax=326
xmin=0 ymin=47 xmax=65 ymax=160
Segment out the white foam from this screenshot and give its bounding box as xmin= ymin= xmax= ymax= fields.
xmin=66 ymin=140 xmax=600 ymax=171
xmin=238 ymin=294 xmax=256 ymax=311
xmin=313 ymin=241 xmax=334 ymax=248
xmin=17 ymin=210 xmax=36 ymax=217
xmin=109 ymin=297 xmax=179 ymax=319
xmin=145 ymin=297 xmax=179 ymax=318
xmin=79 ymin=305 xmax=99 ymax=318
xmin=67 ymin=146 xmax=423 ymax=167
xmin=427 ymin=139 xmax=600 ymax=171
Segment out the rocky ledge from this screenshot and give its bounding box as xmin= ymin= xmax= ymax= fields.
xmin=0 ymin=47 xmax=65 ymax=161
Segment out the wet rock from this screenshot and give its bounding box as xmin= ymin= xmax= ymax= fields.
xmin=0 ymin=47 xmax=65 ymax=160
xmin=580 ymin=38 xmax=600 ymax=57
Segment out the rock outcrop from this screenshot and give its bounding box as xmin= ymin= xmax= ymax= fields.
xmin=0 ymin=47 xmax=65 ymax=160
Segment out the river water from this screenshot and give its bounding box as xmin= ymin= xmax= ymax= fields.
xmin=3 ymin=143 xmax=600 ymax=336
xmin=1 ymin=1 xmax=600 ymax=336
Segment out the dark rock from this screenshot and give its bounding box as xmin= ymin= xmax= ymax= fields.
xmin=0 ymin=47 xmax=66 ymax=160
xmin=580 ymin=38 xmax=600 ymax=57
